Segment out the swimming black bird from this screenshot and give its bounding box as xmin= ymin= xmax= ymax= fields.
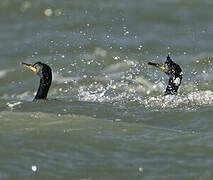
xmin=21 ymin=62 xmax=52 ymax=101
xmin=148 ymin=55 xmax=183 ymax=95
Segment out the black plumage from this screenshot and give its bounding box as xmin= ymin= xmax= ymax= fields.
xmin=148 ymin=55 xmax=183 ymax=95
xmin=21 ymin=62 xmax=52 ymax=101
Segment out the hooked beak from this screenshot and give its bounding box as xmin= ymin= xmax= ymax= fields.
xmin=21 ymin=62 xmax=37 ymax=72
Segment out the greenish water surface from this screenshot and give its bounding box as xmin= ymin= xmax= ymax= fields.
xmin=1 ymin=0 xmax=213 ymax=179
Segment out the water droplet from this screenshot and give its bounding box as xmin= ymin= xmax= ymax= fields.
xmin=44 ymin=8 xmax=53 ymax=17
xmin=124 ymin=31 xmax=129 ymax=36
xmin=138 ymin=167 xmax=143 ymax=172
xmin=113 ymin=56 xmax=120 ymax=60
xmin=32 ymin=165 xmax=38 ymax=172
xmin=54 ymin=9 xmax=62 ymax=16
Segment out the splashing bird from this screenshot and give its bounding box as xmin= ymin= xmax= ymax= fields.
xmin=148 ymin=55 xmax=183 ymax=95
xmin=21 ymin=62 xmax=52 ymax=101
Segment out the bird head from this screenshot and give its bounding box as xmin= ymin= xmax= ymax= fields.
xmin=21 ymin=61 xmax=52 ymax=80
xmin=165 ymin=55 xmax=172 ymax=65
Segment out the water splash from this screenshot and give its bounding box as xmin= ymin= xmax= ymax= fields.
xmin=145 ymin=90 xmax=213 ymax=109
xmin=6 ymin=101 xmax=22 ymax=110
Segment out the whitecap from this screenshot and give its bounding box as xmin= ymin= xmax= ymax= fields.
xmin=144 ymin=90 xmax=213 ymax=109
xmin=6 ymin=101 xmax=22 ymax=108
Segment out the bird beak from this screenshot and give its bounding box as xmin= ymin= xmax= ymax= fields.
xmin=158 ymin=65 xmax=166 ymax=71
xmin=148 ymin=62 xmax=167 ymax=71
xmin=21 ymin=62 xmax=37 ymax=72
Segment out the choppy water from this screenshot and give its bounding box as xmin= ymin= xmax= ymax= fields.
xmin=1 ymin=0 xmax=213 ymax=179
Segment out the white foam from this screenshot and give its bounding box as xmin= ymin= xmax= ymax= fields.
xmin=145 ymin=90 xmax=213 ymax=109
xmin=6 ymin=101 xmax=22 ymax=108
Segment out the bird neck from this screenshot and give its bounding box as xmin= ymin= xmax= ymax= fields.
xmin=34 ymin=76 xmax=52 ymax=101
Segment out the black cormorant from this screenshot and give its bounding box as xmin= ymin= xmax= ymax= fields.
xmin=21 ymin=62 xmax=52 ymax=101
xmin=148 ymin=55 xmax=183 ymax=95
